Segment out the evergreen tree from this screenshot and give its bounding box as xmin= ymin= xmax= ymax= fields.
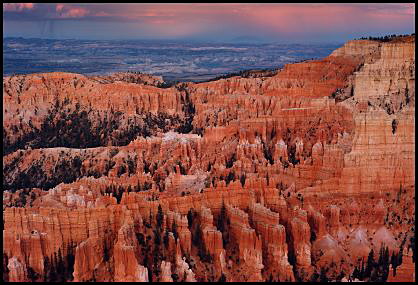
xmin=391 ymin=251 xmax=398 ymax=276
xmin=3 ymin=253 xmax=10 ymax=280
xmin=57 ymin=248 xmax=65 ymax=280
xmin=352 ymin=266 xmax=360 ymax=279
xmin=217 ymin=201 xmax=227 ymax=233
xmin=172 ymin=273 xmax=179 ymax=282
xmin=104 ymin=240 xmax=110 ymax=262
xmin=43 ymin=256 xmax=50 ymax=281
xmin=319 ymin=267 xmax=328 ymax=282
xmin=365 ymin=249 xmax=375 ymax=278
xmin=172 ymin=221 xmax=179 ymax=241
xmin=360 ymin=258 xmax=365 ymax=279
xmin=187 ymin=208 xmax=194 ymax=229
xmin=154 ymin=229 xmax=161 ymax=246
xmin=225 ymin=171 xmax=235 ymax=185
xmin=240 ymin=173 xmax=246 ymax=187
xmin=217 ymin=201 xmax=229 ymax=247
xmin=46 ymin=254 xmax=57 ymax=282
xmin=157 ymin=204 xmax=164 ymax=231
xmin=398 ymin=246 xmax=403 ymax=265
xmin=27 ymin=266 xmax=39 ymax=282
xmin=193 ymin=225 xmax=202 ymax=247
xmin=163 ymin=230 xmax=170 ymax=248
xmin=148 ymin=210 xmax=154 ymax=228
xmin=66 ymin=242 xmax=76 ymax=281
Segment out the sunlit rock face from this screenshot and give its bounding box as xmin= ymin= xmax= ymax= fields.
xmin=2 ymin=35 xmax=415 ymax=282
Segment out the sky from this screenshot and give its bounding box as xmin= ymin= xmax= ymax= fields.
xmin=3 ymin=3 xmax=415 ymax=43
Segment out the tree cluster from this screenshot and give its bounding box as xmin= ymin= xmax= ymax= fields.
xmin=42 ymin=243 xmax=76 ymax=282
xmin=356 ymin=33 xmax=413 ymax=42
xmin=352 ymin=245 xmax=399 ymax=282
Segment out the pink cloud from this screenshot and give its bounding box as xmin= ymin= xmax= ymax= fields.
xmin=3 ymin=3 xmax=34 ymax=12
xmin=55 ymin=5 xmax=89 ymax=18
xmin=94 ymin=11 xmax=111 ymax=17
xmin=3 ymin=3 xmax=414 ymax=40
xmin=62 ymin=8 xmax=88 ymax=18
xmin=56 ymin=4 xmax=65 ymax=12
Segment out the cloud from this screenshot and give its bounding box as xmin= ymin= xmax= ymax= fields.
xmin=4 ymin=3 xmax=414 ymax=25
xmin=56 ymin=6 xmax=89 ymax=18
xmin=3 ymin=3 xmax=415 ymax=41
xmin=55 ymin=4 xmax=64 ymax=12
xmin=3 ymin=3 xmax=34 ymax=11
xmin=3 ymin=3 xmax=101 ymax=21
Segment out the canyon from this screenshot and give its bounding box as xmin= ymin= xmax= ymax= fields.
xmin=2 ymin=35 xmax=415 ymax=282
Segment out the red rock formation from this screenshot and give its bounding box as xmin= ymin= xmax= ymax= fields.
xmin=287 ymin=207 xmax=313 ymax=278
xmin=113 ymin=213 xmax=148 ymax=282
xmin=225 ymin=204 xmax=263 ymax=281
xmin=249 ymin=202 xmax=294 ymax=281
xmin=160 ymin=261 xmax=173 ymax=282
xmin=388 ymin=248 xmax=415 ymax=282
xmin=7 ymin=257 xmax=29 ymax=282
xmin=166 ymin=210 xmax=192 ymax=256
xmin=2 ymin=35 xmax=415 ymax=282
xmin=199 ymin=206 xmax=225 ymax=273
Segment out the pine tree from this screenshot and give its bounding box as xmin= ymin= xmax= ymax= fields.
xmin=148 ymin=210 xmax=154 ymax=228
xmin=163 ymin=230 xmax=170 ymax=248
xmin=382 ymin=246 xmax=390 ymax=281
xmin=104 ymin=240 xmax=110 ymax=262
xmin=47 ymin=254 xmax=57 ymax=282
xmin=156 ymin=204 xmax=164 ymax=231
xmin=3 ymin=253 xmax=10 ymax=280
xmin=360 ymin=258 xmax=365 ymax=279
xmin=398 ymin=246 xmax=403 ymax=265
xmin=217 ymin=201 xmax=227 ymax=233
xmin=27 ymin=266 xmax=39 ymax=282
xmin=135 ymin=180 xmax=142 ymax=192
xmin=195 ymin=226 xmax=209 ymax=261
xmin=187 ymin=208 xmax=194 ymax=229
xmin=66 ymin=242 xmax=75 ymax=281
xmin=240 ymin=173 xmax=246 ymax=187
xmin=217 ymin=201 xmax=229 ymax=247
xmin=43 ymin=256 xmax=50 ymax=281
xmin=218 ymin=273 xmax=227 ymax=282
xmin=365 ymin=248 xmax=375 ymax=278
xmin=391 ymin=251 xmax=398 ymax=276
xmin=352 ymin=266 xmax=360 ymax=279
xmin=319 ymin=267 xmax=328 ymax=282
xmin=57 ymin=248 xmax=65 ymax=281
xmin=378 ymin=245 xmax=384 ymax=267
xmin=172 ymin=221 xmax=179 ymax=241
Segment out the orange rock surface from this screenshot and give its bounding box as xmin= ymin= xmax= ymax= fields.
xmin=2 ymin=35 xmax=415 ymax=282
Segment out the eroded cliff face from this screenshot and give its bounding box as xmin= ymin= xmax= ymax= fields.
xmin=2 ymin=35 xmax=415 ymax=282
